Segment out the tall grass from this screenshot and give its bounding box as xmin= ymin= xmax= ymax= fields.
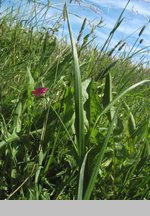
xmin=64 ymin=3 xmax=85 ymax=164
xmin=0 ymin=0 xmax=150 ymax=200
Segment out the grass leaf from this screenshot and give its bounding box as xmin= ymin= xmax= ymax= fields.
xmin=65 ymin=3 xmax=85 ymax=163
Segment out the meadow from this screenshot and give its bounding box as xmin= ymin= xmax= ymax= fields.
xmin=0 ymin=0 xmax=150 ymax=200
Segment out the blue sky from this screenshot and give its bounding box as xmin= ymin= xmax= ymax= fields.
xmin=1 ymin=0 xmax=150 ymax=66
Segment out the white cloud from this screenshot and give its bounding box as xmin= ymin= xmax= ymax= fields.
xmin=87 ymin=0 xmax=128 ymax=9
xmin=87 ymin=0 xmax=150 ymax=18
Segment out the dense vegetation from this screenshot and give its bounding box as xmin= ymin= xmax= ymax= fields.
xmin=0 ymin=0 xmax=150 ymax=200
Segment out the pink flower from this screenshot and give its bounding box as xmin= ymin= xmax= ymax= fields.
xmin=32 ymin=87 xmax=49 ymax=97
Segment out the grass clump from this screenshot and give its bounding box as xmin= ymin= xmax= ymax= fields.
xmin=0 ymin=0 xmax=150 ymax=200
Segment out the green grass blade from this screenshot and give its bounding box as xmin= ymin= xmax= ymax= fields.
xmin=27 ymin=67 xmax=35 ymax=126
xmin=84 ymin=107 xmax=119 ymax=200
xmin=0 ymin=133 xmax=20 ymax=150
xmin=65 ymin=3 xmax=85 ymax=163
xmin=103 ymin=72 xmax=113 ymax=122
xmin=77 ymin=18 xmax=87 ymax=43
xmin=124 ymin=101 xmax=136 ymax=135
xmin=77 ymin=149 xmax=91 ymax=200
xmin=101 ymin=0 xmax=130 ymax=53
xmin=13 ymin=102 xmax=22 ymax=133
xmin=50 ymin=105 xmax=77 ymax=152
xmin=92 ymin=80 xmax=150 ymax=133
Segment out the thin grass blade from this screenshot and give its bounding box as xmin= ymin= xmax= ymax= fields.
xmin=92 ymin=80 xmax=150 ymax=133
xmin=84 ymin=107 xmax=120 ymax=200
xmin=77 ymin=149 xmax=91 ymax=200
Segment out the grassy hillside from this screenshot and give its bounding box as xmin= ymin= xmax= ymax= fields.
xmin=0 ymin=1 xmax=150 ymax=200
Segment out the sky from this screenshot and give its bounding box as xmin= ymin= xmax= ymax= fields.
xmin=1 ymin=0 xmax=150 ymax=66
